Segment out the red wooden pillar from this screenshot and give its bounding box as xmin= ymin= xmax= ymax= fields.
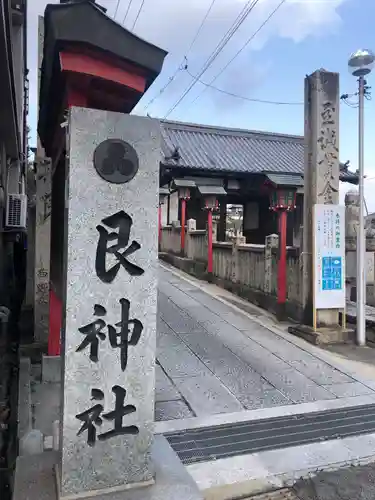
xmin=181 ymin=198 xmax=186 ymax=255
xmin=207 ymin=209 xmax=213 ymax=274
xmin=277 ymin=210 xmax=287 ymax=305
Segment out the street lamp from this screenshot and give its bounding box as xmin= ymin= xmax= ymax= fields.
xmin=348 ymin=49 xmax=375 ymax=346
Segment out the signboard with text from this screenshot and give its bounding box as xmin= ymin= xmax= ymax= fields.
xmin=313 ymin=204 xmax=345 ymax=310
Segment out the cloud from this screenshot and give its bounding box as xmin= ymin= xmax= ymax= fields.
xmin=128 ymin=0 xmax=348 ymax=116
xmin=202 ymin=57 xmax=272 ymax=111
xmin=27 ymin=0 xmax=348 ymax=139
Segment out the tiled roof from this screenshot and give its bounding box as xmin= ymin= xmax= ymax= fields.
xmin=265 ymin=173 xmax=304 ymax=187
xmin=160 ymin=120 xmax=358 ymax=184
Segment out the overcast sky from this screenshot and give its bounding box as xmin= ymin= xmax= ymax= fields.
xmin=27 ymin=0 xmax=375 ymax=210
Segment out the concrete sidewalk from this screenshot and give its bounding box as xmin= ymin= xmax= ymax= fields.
xmin=156 ymin=264 xmax=375 ymax=422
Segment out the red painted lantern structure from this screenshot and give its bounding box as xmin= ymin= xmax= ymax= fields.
xmin=39 ymin=1 xmax=167 ymax=169
xmin=268 ymin=186 xmax=297 ymax=317
xmin=38 ymin=0 xmax=167 ymax=354
xmin=269 ymin=189 xmax=297 ymax=212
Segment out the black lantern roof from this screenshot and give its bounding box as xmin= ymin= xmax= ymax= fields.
xmin=38 ymin=0 xmax=167 ymax=151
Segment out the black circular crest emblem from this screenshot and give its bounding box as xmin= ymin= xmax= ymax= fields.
xmin=93 ymin=139 xmax=139 ymax=184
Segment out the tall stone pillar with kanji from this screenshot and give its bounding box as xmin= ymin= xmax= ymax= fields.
xmin=295 ymin=70 xmax=347 ymax=341
xmin=59 ymin=108 xmax=160 ymax=498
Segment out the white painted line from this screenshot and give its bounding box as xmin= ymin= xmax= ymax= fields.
xmin=159 ymin=262 xmax=375 ymax=387
xmin=155 ymin=394 xmax=375 ymax=435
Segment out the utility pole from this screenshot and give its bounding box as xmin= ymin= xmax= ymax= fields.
xmin=357 ymin=75 xmax=365 ymax=345
xmin=348 ymin=49 xmax=375 ymax=345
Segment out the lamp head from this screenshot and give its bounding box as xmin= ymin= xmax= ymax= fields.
xmin=348 ymin=49 xmax=375 ymax=77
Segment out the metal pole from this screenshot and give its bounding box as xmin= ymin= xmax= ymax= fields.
xmin=357 ymin=75 xmax=366 ymax=345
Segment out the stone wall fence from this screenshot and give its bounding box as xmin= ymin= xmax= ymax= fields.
xmin=160 ymin=193 xmax=375 ymax=321
xmin=159 ymin=222 xmax=302 ymax=320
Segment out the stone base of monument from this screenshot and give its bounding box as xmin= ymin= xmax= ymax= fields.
xmin=42 ymin=355 xmax=61 ymax=383
xmin=288 ymin=324 xmax=355 ymax=345
xmin=13 ymin=435 xmax=203 ymax=500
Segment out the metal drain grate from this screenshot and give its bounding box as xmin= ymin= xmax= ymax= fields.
xmin=246 ymin=489 xmax=299 ymax=499
xmin=165 ymin=403 xmax=375 ymax=465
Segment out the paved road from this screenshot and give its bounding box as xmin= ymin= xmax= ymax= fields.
xmin=155 ymin=265 xmax=375 ymax=421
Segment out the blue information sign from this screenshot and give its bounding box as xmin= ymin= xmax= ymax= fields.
xmin=322 ymin=256 xmax=342 ymax=291
xmin=314 ymin=205 xmax=345 ymax=309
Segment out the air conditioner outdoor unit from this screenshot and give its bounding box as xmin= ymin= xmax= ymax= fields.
xmin=5 ymin=193 xmax=27 ymax=229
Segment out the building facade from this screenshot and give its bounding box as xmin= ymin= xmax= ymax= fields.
xmin=159 ymin=120 xmax=359 ymax=246
xmin=0 ymin=0 xmax=28 ymax=333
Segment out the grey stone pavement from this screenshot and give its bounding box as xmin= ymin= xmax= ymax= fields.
xmin=248 ymin=464 xmax=375 ymax=499
xmin=25 ymin=264 xmax=375 ymax=500
xmin=155 ymin=265 xmax=375 ymax=421
xmin=292 ymin=463 xmax=375 ymax=500
xmin=29 ymin=263 xmax=375 ymax=430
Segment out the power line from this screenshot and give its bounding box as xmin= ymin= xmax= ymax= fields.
xmin=131 ymin=0 xmax=146 ymax=31
xmin=123 ymin=0 xmax=133 ymax=24
xmin=185 ymin=0 xmax=218 ymax=54
xmin=191 ymin=0 xmax=287 ymax=106
xmin=340 ymin=84 xmax=372 ymax=109
xmin=114 ymin=0 xmax=121 ymax=19
xmin=185 ymin=68 xmax=302 ymax=105
xmin=163 ymin=0 xmax=261 ymax=118
xmin=163 ymin=0 xmax=261 ymax=119
xmin=141 ymin=0 xmax=218 ymax=112
xmin=142 ymin=64 xmax=186 ymax=113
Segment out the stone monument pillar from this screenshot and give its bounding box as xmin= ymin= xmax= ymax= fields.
xmin=34 ymin=157 xmax=52 ymax=342
xmin=345 ymin=190 xmax=359 ymax=300
xmin=231 ymin=235 xmax=246 ymax=283
xmin=264 ymin=234 xmax=278 ymax=294
xmin=187 ymin=218 xmax=196 ymax=232
xmin=345 ymin=190 xmax=375 ymax=303
xmin=212 ymin=219 xmax=218 ymax=242
xmin=58 ymin=108 xmax=160 ymax=498
xmin=34 ymin=15 xmax=51 ymax=343
xmin=345 ymin=190 xmax=359 ymax=250
xmin=301 ymin=69 xmax=340 ymax=328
